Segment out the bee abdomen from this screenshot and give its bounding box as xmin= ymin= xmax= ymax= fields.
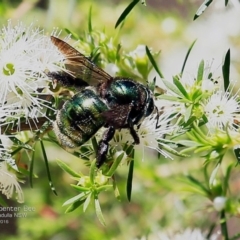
xmin=54 ymin=89 xmax=108 ymax=150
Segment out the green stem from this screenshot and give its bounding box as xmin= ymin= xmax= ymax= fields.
xmin=220 ymin=210 xmax=229 ymax=240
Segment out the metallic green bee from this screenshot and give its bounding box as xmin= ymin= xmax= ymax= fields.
xmin=48 ymin=36 xmax=156 ymax=167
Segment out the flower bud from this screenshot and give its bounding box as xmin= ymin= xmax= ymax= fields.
xmin=213 ymin=196 xmax=227 ymax=211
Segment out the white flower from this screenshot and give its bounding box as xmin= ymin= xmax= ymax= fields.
xmin=111 ymin=111 xmax=176 ymax=161
xmin=0 ymin=160 xmax=24 ymax=203
xmin=0 ymin=20 xmax=65 ymax=129
xmin=204 ymin=90 xmax=240 ymax=129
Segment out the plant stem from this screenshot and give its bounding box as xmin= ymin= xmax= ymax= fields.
xmin=220 ymin=210 xmax=229 ymax=240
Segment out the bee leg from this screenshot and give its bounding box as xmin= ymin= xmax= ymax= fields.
xmin=128 ymin=119 xmax=140 ymax=145
xmin=96 ymin=126 xmax=115 ymax=168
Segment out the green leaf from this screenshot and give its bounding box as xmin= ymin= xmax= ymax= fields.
xmin=95 ymin=198 xmax=106 ymax=226
xmin=157 ymin=95 xmax=183 ymax=102
xmin=56 ymin=159 xmax=81 ymax=178
xmin=113 ymin=180 xmax=121 ymax=200
xmin=181 ymin=39 xmax=197 ymax=75
xmin=146 ymin=46 xmax=164 ymax=78
xmin=64 ymin=28 xmax=79 ymax=40
xmin=161 ymin=78 xmax=184 ymax=97
xmin=209 ymin=163 xmax=220 ymax=189
xmin=106 ymin=152 xmax=124 ymax=177
xmin=65 ymin=199 xmax=86 ymax=213
xmin=222 ymin=49 xmax=230 ymax=92
xmin=29 ymin=144 xmax=35 ymax=188
xmin=194 ymin=0 xmax=213 ymax=20
xmin=127 ymin=160 xmax=134 ymax=201
xmin=115 ymin=0 xmax=140 ymax=29
xmin=225 ymin=0 xmax=229 ymax=6
xmin=90 ymin=159 xmax=96 ymax=184
xmin=71 ymin=184 xmax=90 ymax=192
xmin=63 ymin=192 xmax=87 ymax=206
xmin=223 ymin=164 xmax=233 ymax=195
xmin=160 ymin=143 xmax=189 ymax=158
xmin=185 ymin=175 xmax=211 ymax=196
xmin=173 ymin=76 xmax=189 ymax=99
xmin=91 ymin=137 xmax=98 ymax=154
xmin=184 ymin=104 xmax=193 ymax=122
xmin=88 ymin=6 xmax=92 ymax=32
xmin=83 ymin=192 xmax=92 ymax=212
xmin=196 ymin=60 xmax=204 ymax=82
xmin=176 ymin=140 xmax=200 ymax=148
xmin=40 ymin=141 xmax=57 ymax=195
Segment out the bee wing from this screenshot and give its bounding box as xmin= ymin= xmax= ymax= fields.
xmin=51 ymin=36 xmax=112 ymax=86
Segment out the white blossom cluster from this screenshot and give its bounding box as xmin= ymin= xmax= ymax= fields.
xmin=0 ymin=20 xmax=64 ymax=129
xmin=0 ymin=21 xmax=64 ymax=202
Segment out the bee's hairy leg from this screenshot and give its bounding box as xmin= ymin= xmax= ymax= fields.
xmin=129 ymin=125 xmax=140 ymax=145
xmin=96 ymin=126 xmax=115 ymax=168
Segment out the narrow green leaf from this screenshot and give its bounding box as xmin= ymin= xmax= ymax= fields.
xmin=181 ymin=39 xmax=197 ymax=75
xmin=113 ymin=180 xmax=121 ymax=200
xmin=173 ymin=77 xmax=189 ymax=99
xmin=91 ymin=137 xmax=98 ymax=153
xmin=194 ymin=0 xmax=213 ymax=20
xmin=29 ymin=145 xmax=35 ymax=188
xmin=40 ymin=141 xmax=57 ymax=195
xmin=127 ymin=160 xmax=134 ymax=201
xmin=157 ymin=95 xmax=183 ymax=102
xmin=65 ymin=199 xmax=86 ymax=213
xmin=4 ymin=156 xmax=18 ymax=171
xmin=192 ymin=89 xmax=202 ymax=101
xmin=95 ymin=198 xmax=106 ymax=226
xmin=63 ymin=192 xmax=87 ymax=206
xmin=225 ymin=0 xmax=229 ymax=6
xmin=209 ymin=163 xmax=220 ymax=189
xmin=71 ymin=184 xmax=90 ymax=192
xmin=161 ymin=78 xmax=184 ymax=97
xmin=56 ymin=159 xmax=81 ymax=178
xmin=88 ymin=6 xmax=92 ymax=32
xmin=222 ymin=49 xmax=230 ymax=91
xmin=90 ymin=159 xmax=96 ymax=185
xmin=96 ymin=185 xmax=113 ymax=192
xmin=184 ymin=104 xmax=193 ymax=122
xmin=106 ymin=152 xmax=124 ymax=177
xmin=176 ymin=140 xmax=200 ymax=148
xmin=83 ymin=192 xmax=92 ymax=212
xmin=115 ymin=0 xmax=140 ymax=29
xmin=146 ymin=46 xmax=164 ymax=78
xmin=186 ymin=175 xmax=211 ymax=196
xmin=194 ymin=145 xmax=212 ymax=153
xmin=182 ymin=116 xmax=197 ymax=128
xmin=196 ymin=60 xmax=204 ymax=82
xmin=223 ymin=164 xmax=233 ymax=195
xmin=64 ymin=28 xmax=79 ymax=40
xmin=160 ymin=143 xmax=189 ymax=158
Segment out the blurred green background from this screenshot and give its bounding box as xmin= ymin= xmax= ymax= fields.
xmin=1 ymin=0 xmax=240 ymax=239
